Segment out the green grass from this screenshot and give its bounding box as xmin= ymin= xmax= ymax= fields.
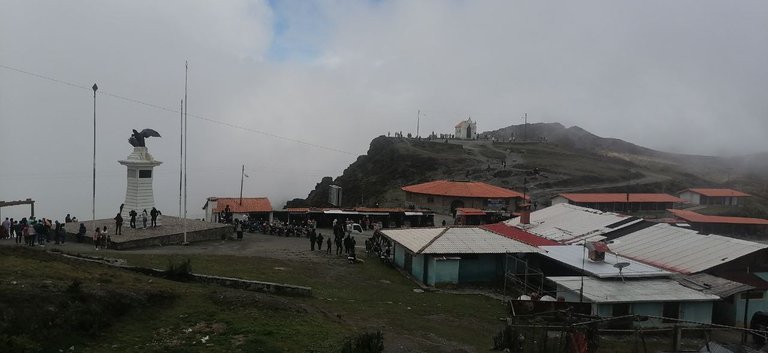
xmin=1 ymin=247 xmax=506 ymax=352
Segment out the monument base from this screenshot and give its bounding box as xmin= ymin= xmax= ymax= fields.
xmin=64 ymin=216 xmax=232 ymax=250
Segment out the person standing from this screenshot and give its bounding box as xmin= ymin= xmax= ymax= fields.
xmin=150 ymin=207 xmax=161 ymax=227
xmin=77 ymin=223 xmax=86 ymax=243
xmin=93 ymin=227 xmax=101 ymax=250
xmin=326 ymin=236 xmax=332 ymax=254
xmin=129 ymin=210 xmax=137 ymax=228
xmin=14 ymin=221 xmax=22 ymax=245
xmin=316 ymin=233 xmax=324 ymax=251
xmin=2 ymin=218 xmax=10 ymax=239
xmin=343 ymin=235 xmax=351 ymax=255
xmin=141 ymin=210 xmax=148 ymax=229
xmin=114 ymin=213 xmax=123 ymax=235
xmin=335 ymin=233 xmax=343 ymax=255
xmin=235 ymin=219 xmax=243 ymax=240
xmin=309 ymin=230 xmax=316 ymax=251
xmin=102 ymin=226 xmax=109 ymax=249
xmin=53 ymin=220 xmax=61 ymax=244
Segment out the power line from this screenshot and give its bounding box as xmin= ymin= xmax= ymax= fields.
xmin=0 ymin=63 xmax=355 ymax=155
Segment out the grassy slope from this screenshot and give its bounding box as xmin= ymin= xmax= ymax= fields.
xmin=1 ymin=247 xmax=505 ymax=352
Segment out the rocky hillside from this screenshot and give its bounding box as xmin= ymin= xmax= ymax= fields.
xmin=288 ymin=123 xmax=768 ymax=216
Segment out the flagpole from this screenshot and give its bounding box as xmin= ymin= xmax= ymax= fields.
xmin=179 ymin=99 xmax=183 ymax=218
xmin=183 ymin=61 xmax=188 ymax=245
xmin=240 ymin=165 xmax=244 ymax=206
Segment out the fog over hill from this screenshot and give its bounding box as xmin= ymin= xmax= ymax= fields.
xmin=290 ymin=122 xmax=768 ymax=216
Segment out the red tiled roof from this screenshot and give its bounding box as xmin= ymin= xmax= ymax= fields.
xmin=559 ymin=193 xmax=684 ymax=203
xmin=684 ymin=188 xmax=751 ymax=197
xmin=668 ymin=209 xmax=768 ymax=225
xmin=212 ymin=197 xmax=272 ymax=213
xmin=402 ymin=180 xmax=526 ymax=199
xmin=456 ymin=208 xmax=486 ymax=216
xmin=285 ymin=207 xmax=310 ymax=213
xmin=481 ymin=223 xmax=560 ymax=247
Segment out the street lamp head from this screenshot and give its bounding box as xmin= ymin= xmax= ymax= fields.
xmin=92 ymin=83 xmax=98 ymax=92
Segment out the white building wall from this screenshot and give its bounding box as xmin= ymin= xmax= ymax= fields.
xmin=454 ymin=119 xmax=477 ymax=140
xmin=678 ymin=191 xmax=701 ymax=205
xmin=550 ymin=196 xmax=570 ymax=205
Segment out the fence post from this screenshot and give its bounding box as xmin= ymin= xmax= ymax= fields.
xmin=672 ymin=325 xmax=682 ymax=352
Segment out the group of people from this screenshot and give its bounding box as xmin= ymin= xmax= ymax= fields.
xmin=113 ymin=207 xmax=162 ymax=235
xmin=331 ymin=219 xmax=359 ymax=263
xmin=2 ymin=216 xmax=69 ymax=246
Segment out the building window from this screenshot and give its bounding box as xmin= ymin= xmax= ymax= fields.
xmin=427 ymin=196 xmax=434 ymax=204
xmin=662 ymin=302 xmax=680 ymax=322
xmin=139 ymin=170 xmax=152 ymax=178
xmin=127 ymin=169 xmax=137 ymax=178
xmin=612 ymin=303 xmax=631 ymax=317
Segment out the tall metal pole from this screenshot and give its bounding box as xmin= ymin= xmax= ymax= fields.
xmin=183 ymin=61 xmax=188 ymax=244
xmin=92 ymin=83 xmax=98 ymax=231
xmin=239 ymin=165 xmax=244 ymax=206
xmin=179 ymin=99 xmax=183 ymax=218
xmin=580 ymin=242 xmax=585 ymax=302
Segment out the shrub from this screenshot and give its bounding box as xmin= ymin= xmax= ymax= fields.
xmin=340 ymin=331 xmax=384 ymax=353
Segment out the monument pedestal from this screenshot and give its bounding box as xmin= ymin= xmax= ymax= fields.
xmin=119 ymin=147 xmax=162 ymax=218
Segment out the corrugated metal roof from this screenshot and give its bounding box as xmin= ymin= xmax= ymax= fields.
xmin=401 ymin=180 xmax=526 ymax=198
xmin=559 ymin=193 xmax=684 ymax=203
xmin=608 ymin=223 xmax=768 ymax=274
xmin=505 ymin=204 xmax=642 ymax=244
xmin=540 ymin=245 xmax=670 ymax=279
xmin=423 ymin=227 xmax=542 ymax=254
xmin=380 ymin=228 xmax=445 ymax=253
xmin=381 ymin=227 xmax=542 ymax=255
xmin=668 ymin=209 xmax=768 ymax=225
xmin=549 ymin=276 xmax=720 ymax=303
xmin=674 ymin=273 xmax=754 ymax=298
xmin=684 ymin=188 xmax=751 ymax=197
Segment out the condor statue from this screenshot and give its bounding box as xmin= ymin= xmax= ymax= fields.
xmin=128 ymin=128 xmax=161 ymax=147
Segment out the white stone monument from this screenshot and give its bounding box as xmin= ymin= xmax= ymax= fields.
xmin=119 ymin=129 xmax=162 ymax=218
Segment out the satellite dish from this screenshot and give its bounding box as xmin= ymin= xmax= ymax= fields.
xmin=614 ymin=262 xmax=631 ymax=282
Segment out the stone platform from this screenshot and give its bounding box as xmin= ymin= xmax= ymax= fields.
xmin=63 ymin=216 xmax=232 ymax=250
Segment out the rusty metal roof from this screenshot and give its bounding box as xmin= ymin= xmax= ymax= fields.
xmin=668 ymin=209 xmax=768 ymax=225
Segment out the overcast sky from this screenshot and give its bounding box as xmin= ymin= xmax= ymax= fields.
xmin=1 ymin=0 xmax=767 ymax=220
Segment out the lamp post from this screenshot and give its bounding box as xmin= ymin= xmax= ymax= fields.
xmin=92 ymin=83 xmax=98 ymax=231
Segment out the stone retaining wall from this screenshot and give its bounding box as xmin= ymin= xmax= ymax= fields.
xmin=60 ymin=253 xmax=312 ymax=297
xmin=65 ymin=226 xmax=232 ymax=250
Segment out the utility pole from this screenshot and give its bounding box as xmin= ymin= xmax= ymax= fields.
xmin=183 ymin=61 xmax=188 ymax=244
xmin=92 ymin=83 xmax=98 ymax=230
xmin=626 ymin=169 xmax=631 ymax=213
xmin=179 ymin=99 xmax=183 ymax=218
xmin=239 ymin=165 xmax=245 ymax=206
